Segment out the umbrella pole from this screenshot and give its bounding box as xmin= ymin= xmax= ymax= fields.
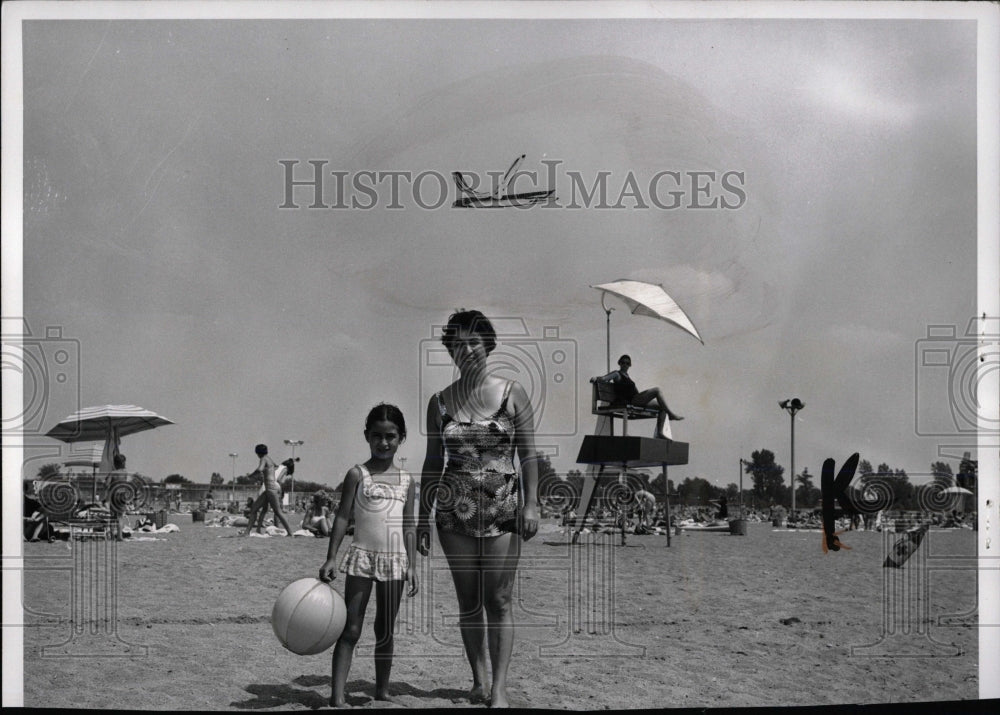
xmin=606 ymin=308 xmax=611 ymax=373
xmin=92 ymin=465 xmax=97 ymax=504
xmin=602 ymin=294 xmax=612 ymax=373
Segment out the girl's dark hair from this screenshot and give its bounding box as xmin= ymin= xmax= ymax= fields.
xmin=113 ymin=454 xmax=126 ymax=470
xmin=618 ymin=354 xmax=632 ymax=365
xmin=255 ymin=443 xmax=268 ymax=456
xmin=365 ymin=402 xmax=407 ymax=441
xmin=441 ymin=309 xmax=497 ymax=356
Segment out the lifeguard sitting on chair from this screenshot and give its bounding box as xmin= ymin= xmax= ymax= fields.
xmin=589 ymin=354 xmax=683 ymax=440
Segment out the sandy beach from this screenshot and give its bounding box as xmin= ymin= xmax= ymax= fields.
xmin=20 ymin=515 xmax=977 ymax=709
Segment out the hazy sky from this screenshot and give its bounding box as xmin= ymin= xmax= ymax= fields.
xmin=15 ymin=11 xmax=985 ymax=491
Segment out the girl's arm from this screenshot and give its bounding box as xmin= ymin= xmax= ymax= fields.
xmin=318 ymin=467 xmax=361 ymax=582
xmin=510 ymin=380 xmax=540 ymax=540
xmin=417 ymin=396 xmax=445 ymax=556
xmin=403 ymin=475 xmax=419 ymax=596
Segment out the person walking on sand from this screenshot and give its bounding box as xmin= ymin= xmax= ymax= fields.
xmin=319 ymin=403 xmax=418 ymax=707
xmin=241 ymin=445 xmax=294 ymax=537
xmin=249 ymin=457 xmax=298 ymax=533
xmin=590 ymin=354 xmax=683 ymax=440
xmin=417 ymin=310 xmax=540 ymax=708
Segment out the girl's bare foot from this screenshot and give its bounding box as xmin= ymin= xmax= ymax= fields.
xmin=329 ymin=697 xmax=349 ymax=708
xmin=668 ymin=412 xmax=684 ymax=421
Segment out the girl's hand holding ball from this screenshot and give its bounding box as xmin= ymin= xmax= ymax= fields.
xmin=318 ymin=559 xmax=337 ymax=583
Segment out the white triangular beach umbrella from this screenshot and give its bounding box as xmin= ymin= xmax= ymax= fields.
xmin=593 ymin=279 xmax=704 ymax=347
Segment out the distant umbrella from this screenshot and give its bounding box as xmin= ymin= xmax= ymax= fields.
xmin=941 ymin=485 xmax=973 ymax=496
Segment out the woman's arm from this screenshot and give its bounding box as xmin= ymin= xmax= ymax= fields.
xmin=300 ymin=505 xmax=314 ymax=530
xmin=319 ymin=467 xmax=360 ymax=581
xmin=417 ymin=396 xmax=445 ymax=555
xmin=590 ymin=370 xmax=621 ymax=384
xmin=510 ymin=380 xmax=540 ymax=540
xmin=403 ymin=475 xmax=419 ymax=596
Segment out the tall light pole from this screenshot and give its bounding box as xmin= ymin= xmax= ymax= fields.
xmin=779 ymin=399 xmax=805 ymax=519
xmin=228 ymin=452 xmax=238 ymax=501
xmin=284 ymin=439 xmax=303 ymax=502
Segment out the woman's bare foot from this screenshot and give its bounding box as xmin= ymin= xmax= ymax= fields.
xmin=469 ymin=684 xmax=489 ymax=704
xmin=489 ymin=687 xmax=510 ymax=708
xmin=668 ymin=412 xmax=684 ymax=421
xmin=329 ymin=697 xmax=349 ymax=708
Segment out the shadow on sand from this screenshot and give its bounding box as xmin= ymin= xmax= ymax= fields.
xmin=234 ymin=677 xmax=481 ymax=709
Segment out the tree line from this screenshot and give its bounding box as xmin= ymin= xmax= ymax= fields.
xmin=32 ymin=449 xmax=978 ymax=511
xmin=743 ymin=449 xmax=978 ymax=510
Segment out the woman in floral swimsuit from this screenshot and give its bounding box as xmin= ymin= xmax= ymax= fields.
xmin=418 ymin=310 xmax=540 ymax=708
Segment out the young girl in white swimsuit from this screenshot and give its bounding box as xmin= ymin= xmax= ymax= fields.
xmin=319 ymin=403 xmax=418 ymax=707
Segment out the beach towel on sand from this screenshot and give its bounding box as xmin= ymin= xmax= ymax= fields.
xmin=136 ymin=523 xmax=179 ymax=534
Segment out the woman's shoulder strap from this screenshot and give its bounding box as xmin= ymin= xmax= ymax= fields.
xmin=499 ymin=379 xmax=515 ymax=411
xmin=434 ymin=391 xmax=448 ymax=417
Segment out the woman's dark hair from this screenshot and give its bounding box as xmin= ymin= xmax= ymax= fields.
xmin=113 ymin=454 xmax=126 ymax=470
xmin=255 ymin=443 xmax=268 ymax=456
xmin=618 ymin=354 xmax=632 ymax=365
xmin=365 ymin=402 xmax=407 ymax=441
xmin=441 ymin=309 xmax=497 ymax=356
xmin=281 ymin=458 xmax=297 ymax=475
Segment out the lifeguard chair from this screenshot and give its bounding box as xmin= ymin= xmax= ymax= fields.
xmin=574 ymin=279 xmax=702 ymax=544
xmin=572 ymin=382 xmax=689 ymax=545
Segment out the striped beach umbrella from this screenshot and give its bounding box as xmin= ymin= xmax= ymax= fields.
xmin=47 ymin=405 xmax=174 ymax=502
xmin=46 ymin=404 xmax=174 ymax=442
